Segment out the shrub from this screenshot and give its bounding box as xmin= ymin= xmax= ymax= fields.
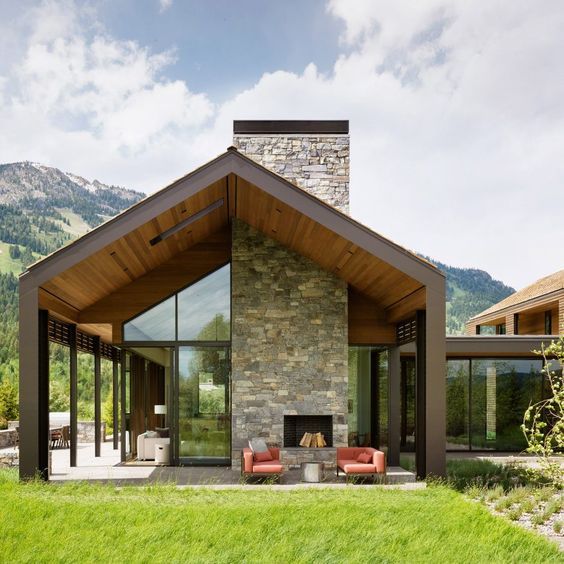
xmin=0 ymin=380 xmax=18 ymax=428
xmin=520 ymin=497 xmax=536 ymax=513
xmin=507 ymin=507 xmax=522 ymax=521
xmin=522 ymin=337 xmax=564 ymax=487
xmin=531 ymin=513 xmax=547 ymax=526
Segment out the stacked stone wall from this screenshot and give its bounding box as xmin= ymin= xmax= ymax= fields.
xmin=233 ymin=134 xmax=349 ymax=213
xmin=231 ymin=220 xmax=348 ymax=468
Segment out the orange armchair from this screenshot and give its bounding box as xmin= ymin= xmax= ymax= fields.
xmin=241 ymin=447 xmax=283 ymax=480
xmin=336 ymin=447 xmax=386 ymax=481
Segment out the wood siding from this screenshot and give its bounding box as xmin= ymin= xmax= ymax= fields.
xmin=466 ymin=292 xmax=563 ymax=336
xmin=348 ymin=288 xmax=396 ymax=344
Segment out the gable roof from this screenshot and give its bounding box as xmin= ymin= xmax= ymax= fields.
xmin=21 ymin=147 xmax=442 ymax=289
xmin=470 ymin=269 xmax=564 ymax=320
xmin=21 ymin=147 xmax=445 ymax=344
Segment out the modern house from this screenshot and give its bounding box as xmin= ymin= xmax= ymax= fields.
xmin=18 ymin=120 xmax=561 ymax=482
xmin=434 ymin=270 xmax=563 ymax=453
xmin=466 ymin=270 xmax=564 ymax=336
xmin=19 ymin=120 xmax=446 ymax=480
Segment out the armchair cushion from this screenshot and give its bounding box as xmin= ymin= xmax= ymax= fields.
xmin=254 ymin=449 xmax=273 ymax=462
xmin=357 ymin=452 xmax=371 ymax=464
xmin=249 ymin=438 xmax=269 ymax=454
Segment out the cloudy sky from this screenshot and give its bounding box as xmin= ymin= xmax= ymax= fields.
xmin=1 ymin=0 xmax=563 ymax=289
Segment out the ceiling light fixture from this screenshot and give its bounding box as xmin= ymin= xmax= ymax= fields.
xmin=149 ymin=198 xmax=224 ymax=246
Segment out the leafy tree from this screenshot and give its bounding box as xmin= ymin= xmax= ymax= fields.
xmin=8 ymin=244 xmax=20 ymax=259
xmin=0 ymin=380 xmax=18 ymax=429
xmin=522 ymin=337 xmax=564 ymax=486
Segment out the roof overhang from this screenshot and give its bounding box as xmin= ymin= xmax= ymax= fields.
xmin=20 ymin=148 xmax=445 ymax=342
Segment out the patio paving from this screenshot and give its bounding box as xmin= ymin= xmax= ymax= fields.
xmin=47 ymin=441 xmax=420 ymax=488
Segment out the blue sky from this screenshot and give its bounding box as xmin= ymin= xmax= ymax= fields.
xmin=98 ymin=0 xmax=344 ymax=100
xmin=0 ymin=0 xmax=563 ymax=289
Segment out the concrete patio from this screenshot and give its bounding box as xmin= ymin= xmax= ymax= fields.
xmin=43 ymin=441 xmax=419 ymax=488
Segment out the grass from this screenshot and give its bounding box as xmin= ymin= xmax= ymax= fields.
xmin=0 ymin=469 xmax=561 ymax=563
xmin=0 ymin=241 xmax=24 ymax=274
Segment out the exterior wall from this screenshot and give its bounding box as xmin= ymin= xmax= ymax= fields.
xmin=231 ymin=219 xmax=348 ymax=468
xmin=466 ymin=291 xmax=564 ymax=336
xmin=233 ymin=134 xmax=350 ymax=213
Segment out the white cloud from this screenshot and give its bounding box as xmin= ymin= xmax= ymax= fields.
xmin=1 ymin=0 xmax=563 ymax=288
xmin=0 ymin=0 xmax=214 ymax=191
xmin=158 ymin=0 xmax=173 ymax=14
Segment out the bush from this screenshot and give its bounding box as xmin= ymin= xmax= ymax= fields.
xmin=522 ymin=337 xmax=564 ymax=487
xmin=440 ymin=459 xmax=540 ymax=492
xmin=0 ymin=380 xmax=18 ymax=428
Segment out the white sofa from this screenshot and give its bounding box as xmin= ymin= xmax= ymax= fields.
xmin=137 ymin=433 xmax=170 ymax=461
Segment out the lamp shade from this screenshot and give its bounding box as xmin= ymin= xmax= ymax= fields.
xmin=154 ymin=404 xmax=167 ymax=415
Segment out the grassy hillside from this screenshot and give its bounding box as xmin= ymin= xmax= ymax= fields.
xmin=422 ymin=257 xmax=515 ymax=335
xmin=0 ymin=163 xmax=144 ymax=387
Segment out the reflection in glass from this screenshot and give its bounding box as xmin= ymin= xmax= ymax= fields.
xmin=123 ymin=296 xmax=175 ymax=342
xmin=348 ymin=346 xmax=388 ymax=450
xmin=178 ymin=346 xmax=231 ymax=462
xmin=471 ymin=359 xmax=543 ymax=450
xmin=178 ymin=264 xmax=230 ymax=341
xmin=446 ymin=360 xmax=470 ymax=450
xmin=400 ymin=358 xmax=416 ymax=452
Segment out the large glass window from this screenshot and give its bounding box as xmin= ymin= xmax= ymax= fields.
xmin=348 ymin=346 xmax=388 ymax=450
xmin=178 ymin=346 xmax=231 ymax=462
xmin=471 ymin=359 xmax=544 ymax=451
xmin=123 ymin=296 xmax=175 ymax=342
xmin=400 ymin=358 xmax=416 ymax=452
xmin=178 ymin=264 xmax=230 ymax=341
xmin=446 ymin=360 xmax=470 ymax=450
xmin=123 ymin=264 xmax=230 ymax=342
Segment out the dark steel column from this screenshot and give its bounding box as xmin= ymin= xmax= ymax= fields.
xmin=69 ymin=324 xmax=78 ymax=467
xmin=424 ymin=285 xmax=447 ymax=477
xmin=112 ymin=353 xmax=119 ymax=450
xmin=415 ymin=310 xmax=427 ymax=478
xmin=120 ymin=351 xmax=127 ymax=463
xmin=94 ymin=336 xmax=101 ymax=457
xmin=19 ymin=284 xmax=50 ymax=480
xmin=387 ymin=346 xmax=401 ymax=466
xmin=19 ymin=286 xmax=40 ymax=479
xmin=38 ymin=309 xmax=50 ymax=480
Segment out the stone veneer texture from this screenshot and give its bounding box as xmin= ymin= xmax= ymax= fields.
xmin=233 ymin=134 xmax=350 ymax=214
xmin=231 ymin=219 xmax=348 ymax=468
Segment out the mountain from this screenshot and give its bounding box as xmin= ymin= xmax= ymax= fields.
xmin=421 ymin=256 xmax=515 ymax=335
xmin=0 ymin=162 xmax=144 ymax=383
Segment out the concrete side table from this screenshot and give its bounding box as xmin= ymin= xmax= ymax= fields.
xmin=301 ymin=462 xmax=325 ymax=483
xmin=155 ymin=443 xmax=170 ymax=465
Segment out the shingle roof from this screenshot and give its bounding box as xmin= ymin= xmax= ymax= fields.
xmin=471 ymin=269 xmax=564 ymax=319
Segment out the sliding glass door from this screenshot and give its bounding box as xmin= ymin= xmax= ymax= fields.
xmin=177 ymin=346 xmax=231 ymax=464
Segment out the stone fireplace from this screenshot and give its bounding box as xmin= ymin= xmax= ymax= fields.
xmin=283 ymin=415 xmax=333 ymax=448
xmin=230 ymin=220 xmax=348 ymax=469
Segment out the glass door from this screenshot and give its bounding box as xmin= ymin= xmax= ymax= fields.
xmin=176 ymin=346 xmax=231 ymax=465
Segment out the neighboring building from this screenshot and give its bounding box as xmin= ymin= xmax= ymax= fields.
xmin=18 ymin=120 xmax=561 ymax=482
xmin=466 ymin=270 xmax=564 ymax=336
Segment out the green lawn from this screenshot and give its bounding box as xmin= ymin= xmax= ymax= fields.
xmin=0 ymin=471 xmax=561 ymax=563
xmin=0 ymin=241 xmax=24 ymax=274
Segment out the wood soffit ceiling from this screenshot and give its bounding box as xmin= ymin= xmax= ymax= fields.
xmin=39 ymin=171 xmax=428 ymax=336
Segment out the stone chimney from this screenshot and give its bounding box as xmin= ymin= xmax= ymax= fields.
xmin=233 ymin=120 xmax=350 ymax=214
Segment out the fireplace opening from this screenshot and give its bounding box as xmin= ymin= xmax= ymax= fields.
xmin=283 ymin=415 xmax=333 ymax=447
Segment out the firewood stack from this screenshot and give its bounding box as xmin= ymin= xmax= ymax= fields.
xmin=299 ymin=432 xmax=327 ymax=448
